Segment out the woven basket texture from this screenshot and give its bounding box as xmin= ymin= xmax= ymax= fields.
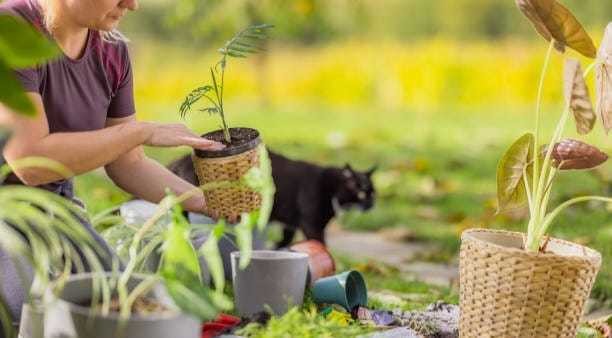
xmin=193 ymin=146 xmax=261 ymax=221
xmin=459 ymin=229 xmax=601 ymax=338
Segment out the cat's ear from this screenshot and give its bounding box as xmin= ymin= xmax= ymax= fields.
xmin=343 ymin=164 xmax=353 ymax=178
xmin=366 ymin=164 xmax=378 ymax=177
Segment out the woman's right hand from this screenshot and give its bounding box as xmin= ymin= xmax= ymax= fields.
xmin=141 ymin=122 xmax=225 ymax=151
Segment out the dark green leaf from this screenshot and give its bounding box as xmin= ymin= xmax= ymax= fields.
xmin=0 ymin=14 xmax=59 ymax=68
xmin=496 ymin=133 xmax=534 ymax=212
xmin=0 ymin=59 xmax=35 ymax=116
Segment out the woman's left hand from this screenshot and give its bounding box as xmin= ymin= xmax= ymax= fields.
xmin=140 ymin=121 xmax=225 ymax=151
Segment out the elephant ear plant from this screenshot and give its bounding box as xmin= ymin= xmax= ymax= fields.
xmin=460 ymin=3 xmax=611 ymax=337
xmin=497 ymin=0 xmax=612 ymax=253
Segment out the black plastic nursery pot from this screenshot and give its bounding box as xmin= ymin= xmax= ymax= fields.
xmin=192 ymin=127 xmax=263 ymax=221
xmin=52 ymin=273 xmax=200 ymax=338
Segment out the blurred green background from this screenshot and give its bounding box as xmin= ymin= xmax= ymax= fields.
xmin=70 ymin=0 xmax=612 ymax=301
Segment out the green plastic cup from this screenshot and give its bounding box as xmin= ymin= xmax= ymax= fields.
xmin=311 ymin=270 xmax=367 ymax=311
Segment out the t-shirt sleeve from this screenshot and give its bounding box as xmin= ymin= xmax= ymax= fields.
xmin=13 ymin=67 xmax=41 ymax=93
xmin=107 ymin=43 xmax=135 ymax=118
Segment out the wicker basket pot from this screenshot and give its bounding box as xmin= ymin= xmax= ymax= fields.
xmin=192 ymin=128 xmax=262 ymax=221
xmin=459 ymin=228 xmax=601 ymax=338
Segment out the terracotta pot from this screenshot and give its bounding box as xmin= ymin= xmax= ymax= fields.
xmin=289 ymin=240 xmax=336 ymax=285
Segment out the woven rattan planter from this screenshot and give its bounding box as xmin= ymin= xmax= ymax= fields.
xmin=459 ymin=228 xmax=601 ymax=338
xmin=192 ymin=128 xmax=262 ymax=221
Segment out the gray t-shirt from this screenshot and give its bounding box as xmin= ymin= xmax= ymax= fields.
xmin=0 ymin=0 xmax=135 ymax=196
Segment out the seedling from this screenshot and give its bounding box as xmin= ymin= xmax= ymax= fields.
xmin=497 ymin=0 xmax=612 ymax=252
xmin=179 ymin=24 xmax=273 ymax=144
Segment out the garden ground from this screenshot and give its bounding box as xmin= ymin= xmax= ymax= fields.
xmin=74 ymin=102 xmax=612 ymax=336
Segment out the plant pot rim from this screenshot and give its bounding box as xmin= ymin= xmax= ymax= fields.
xmin=194 ymin=127 xmax=261 ymax=159
xmin=55 ymin=272 xmax=185 ymax=322
xmin=461 ymin=228 xmax=601 ymax=264
xmin=231 ymin=250 xmax=308 ymax=261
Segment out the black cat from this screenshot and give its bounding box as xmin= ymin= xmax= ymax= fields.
xmin=167 ymin=150 xmax=376 ymax=248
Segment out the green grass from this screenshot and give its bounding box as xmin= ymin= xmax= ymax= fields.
xmin=233 ymin=255 xmax=455 ymax=337
xmin=75 ymin=103 xmax=612 ymax=302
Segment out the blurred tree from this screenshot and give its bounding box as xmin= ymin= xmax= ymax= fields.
xmin=122 ymin=0 xmax=612 ymax=45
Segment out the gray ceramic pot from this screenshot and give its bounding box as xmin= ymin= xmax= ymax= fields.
xmin=48 ymin=273 xmax=200 ymax=338
xmin=231 ymin=250 xmax=308 ymax=317
xmin=18 ymin=304 xmax=43 ymax=338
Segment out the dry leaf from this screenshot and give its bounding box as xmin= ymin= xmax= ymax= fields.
xmin=596 ymin=23 xmax=612 ymax=134
xmin=515 ymin=0 xmax=597 ymax=58
xmin=564 ymin=59 xmax=596 ymax=134
xmin=548 ymin=139 xmax=608 ymax=170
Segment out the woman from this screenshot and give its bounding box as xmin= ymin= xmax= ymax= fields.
xmin=0 ymin=0 xmax=224 ymax=327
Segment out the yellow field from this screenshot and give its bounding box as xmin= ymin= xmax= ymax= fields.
xmin=131 ymin=38 xmax=599 ymax=119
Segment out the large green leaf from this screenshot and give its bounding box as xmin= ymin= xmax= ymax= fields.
xmin=242 ymin=146 xmax=276 ymax=231
xmin=160 ymin=203 xmax=232 ymax=320
xmin=564 ymin=59 xmax=596 ymax=135
xmin=199 ymin=221 xmax=225 ymax=294
xmin=160 ymin=204 xmax=201 ymax=280
xmin=0 ymin=14 xmax=58 ymax=68
xmin=235 ymin=213 xmax=254 ymax=269
xmin=0 ymin=59 xmax=35 ymax=116
xmin=515 ymin=0 xmax=597 ymax=58
xmin=496 ymin=133 xmax=534 ymax=212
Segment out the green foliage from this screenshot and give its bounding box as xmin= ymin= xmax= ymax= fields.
xmin=496 ymin=133 xmax=534 ymax=213
xmin=100 ymin=146 xmax=276 ymax=321
xmin=0 ymin=14 xmax=58 ymax=116
xmin=125 ymin=0 xmax=612 ymax=46
xmin=200 ymin=221 xmax=226 ymax=293
xmin=498 ymin=2 xmax=612 ymax=252
xmin=0 ymin=160 xmax=108 ymax=338
xmin=179 ymin=24 xmax=272 ymax=143
xmin=160 ymin=203 xmax=232 ymax=320
xmin=237 ymin=306 xmax=375 ymax=338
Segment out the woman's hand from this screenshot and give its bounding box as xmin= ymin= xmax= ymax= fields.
xmin=141 ymin=122 xmax=225 ymax=151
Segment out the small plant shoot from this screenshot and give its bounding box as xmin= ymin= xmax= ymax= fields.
xmin=179 ymin=24 xmax=273 ymax=144
xmin=498 ymin=0 xmax=612 ymax=252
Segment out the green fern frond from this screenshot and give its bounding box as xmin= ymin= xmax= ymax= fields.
xmin=179 ymin=85 xmax=214 ymax=118
xmin=218 ymin=23 xmax=273 ymax=58
xmin=199 ymin=107 xmax=219 ymax=115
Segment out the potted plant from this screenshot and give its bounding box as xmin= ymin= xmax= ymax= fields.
xmin=179 ymin=23 xmax=273 ymax=222
xmin=50 ymin=146 xmax=275 ymax=338
xmin=459 ymin=1 xmax=612 ymax=337
xmin=0 ymin=159 xmax=114 ymax=338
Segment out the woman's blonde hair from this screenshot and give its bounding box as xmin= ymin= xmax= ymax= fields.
xmin=37 ymin=0 xmax=128 ymax=43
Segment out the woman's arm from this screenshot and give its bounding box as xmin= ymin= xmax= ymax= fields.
xmin=0 ymin=93 xmax=223 ymax=186
xmin=104 ymin=116 xmax=207 ymax=213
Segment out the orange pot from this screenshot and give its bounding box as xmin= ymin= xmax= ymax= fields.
xmin=289 ymin=240 xmax=336 ymax=285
